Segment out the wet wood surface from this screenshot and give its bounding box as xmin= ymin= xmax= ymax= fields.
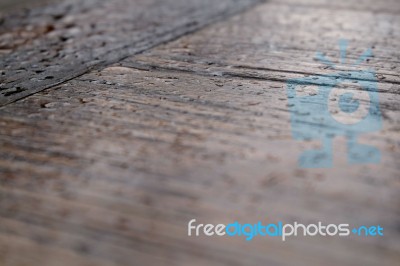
xmin=0 ymin=0 xmax=262 ymax=106
xmin=0 ymin=0 xmax=399 ymax=265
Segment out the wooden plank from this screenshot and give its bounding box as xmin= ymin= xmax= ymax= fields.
xmin=0 ymin=66 xmax=399 ymax=265
xmin=0 ymin=0 xmax=263 ymax=106
xmin=122 ymin=0 xmax=400 ymax=86
xmin=0 ymin=0 xmax=399 ymax=265
xmin=0 ymin=0 xmax=61 ymax=13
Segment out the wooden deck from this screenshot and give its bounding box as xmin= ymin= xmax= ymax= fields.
xmin=0 ymin=0 xmax=399 ymax=265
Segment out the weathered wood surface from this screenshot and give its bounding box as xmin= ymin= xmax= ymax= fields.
xmin=0 ymin=0 xmax=400 ymax=265
xmin=0 ymin=0 xmax=263 ymax=106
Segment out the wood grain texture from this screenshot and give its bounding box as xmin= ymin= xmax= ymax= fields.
xmin=0 ymin=0 xmax=399 ymax=265
xmin=0 ymin=0 xmax=60 ymax=13
xmin=0 ymin=0 xmax=263 ymax=106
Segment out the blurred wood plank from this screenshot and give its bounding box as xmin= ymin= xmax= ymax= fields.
xmin=0 ymin=66 xmax=399 ymax=265
xmin=0 ymin=0 xmax=60 ymax=13
xmin=0 ymin=0 xmax=399 ymax=266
